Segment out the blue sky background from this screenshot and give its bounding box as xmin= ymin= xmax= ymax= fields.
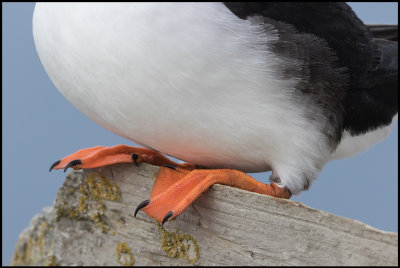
xmin=2 ymin=2 xmax=398 ymax=265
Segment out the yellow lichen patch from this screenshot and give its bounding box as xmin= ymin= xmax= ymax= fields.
xmin=116 ymin=242 xmax=135 ymax=266
xmin=55 ymin=194 xmax=84 ymax=221
xmin=91 ymin=213 xmax=108 ymax=233
xmin=11 ymin=251 xmax=24 ymax=266
xmin=78 ymin=195 xmax=89 ymax=212
xmin=37 ymin=221 xmax=49 ymax=256
xmin=55 ymin=202 xmax=81 ymax=220
xmin=80 ymin=172 xmax=122 ymax=202
xmin=56 ymin=172 xmax=122 ymax=233
xmin=11 ymin=236 xmax=34 ymax=266
xmin=157 ymin=222 xmax=200 ymax=264
xmin=44 ymin=254 xmax=58 ymax=266
xmin=11 ymin=219 xmax=54 ymax=266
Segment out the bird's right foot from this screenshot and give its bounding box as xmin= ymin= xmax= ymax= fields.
xmin=49 ymin=144 xmax=195 ymax=172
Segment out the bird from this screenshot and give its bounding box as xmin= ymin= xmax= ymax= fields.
xmin=33 ymin=3 xmax=398 ymax=225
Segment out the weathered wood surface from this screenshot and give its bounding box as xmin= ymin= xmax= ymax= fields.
xmin=11 ymin=163 xmax=398 ymax=266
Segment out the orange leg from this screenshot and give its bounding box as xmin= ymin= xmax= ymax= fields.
xmin=135 ymin=166 xmax=291 ymax=224
xmin=49 ymin=145 xmax=195 ymax=172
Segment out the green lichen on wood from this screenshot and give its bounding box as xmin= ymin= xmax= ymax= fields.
xmin=157 ymin=222 xmax=200 ymax=264
xmin=116 ymin=242 xmax=135 ymax=266
xmin=55 ymin=172 xmax=122 ymax=232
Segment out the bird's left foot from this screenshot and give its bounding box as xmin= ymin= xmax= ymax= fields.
xmin=135 ymin=166 xmax=291 ymax=224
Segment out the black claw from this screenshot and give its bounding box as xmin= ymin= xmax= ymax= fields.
xmin=49 ymin=160 xmax=61 ymax=172
xmin=134 ymin=199 xmax=150 ymax=217
xmin=162 ymin=211 xmax=173 ymax=225
xmin=162 ymin=164 xmax=176 ymax=170
xmin=64 ymin=159 xmax=82 ymax=173
xmin=131 ymin=153 xmax=139 ymax=167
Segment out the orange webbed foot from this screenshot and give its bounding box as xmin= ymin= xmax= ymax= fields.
xmin=49 ymin=145 xmax=195 ymax=172
xmin=135 ymin=166 xmax=291 ymax=224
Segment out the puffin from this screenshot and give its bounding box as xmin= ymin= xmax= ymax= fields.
xmin=33 ymin=3 xmax=398 ymax=224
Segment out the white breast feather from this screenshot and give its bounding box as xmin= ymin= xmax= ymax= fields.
xmin=33 ymin=3 xmax=393 ymax=194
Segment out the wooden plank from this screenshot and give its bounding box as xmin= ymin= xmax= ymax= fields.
xmin=11 ymin=163 xmax=398 ymax=266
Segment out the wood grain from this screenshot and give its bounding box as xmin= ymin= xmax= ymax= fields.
xmin=11 ymin=163 xmax=398 ymax=266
